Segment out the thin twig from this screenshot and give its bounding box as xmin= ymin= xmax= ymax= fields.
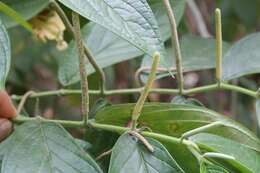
xmin=96 ymin=149 xmax=112 ymax=160
xmin=134 ymin=66 xmax=176 ymax=87
xmin=163 ymin=0 xmax=184 ymax=94
xmin=50 ymin=1 xmax=106 ymax=94
xmin=72 ymin=12 xmax=89 ymax=126
xmin=131 ymin=52 xmax=160 ymax=129
xmin=128 ymin=131 xmax=154 ymax=152
xmin=215 ymin=9 xmax=222 ymax=85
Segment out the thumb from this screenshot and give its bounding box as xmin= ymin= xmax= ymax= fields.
xmin=0 ymin=91 xmax=17 ymax=118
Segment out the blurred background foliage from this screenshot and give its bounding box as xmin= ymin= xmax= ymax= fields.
xmin=1 ymin=0 xmax=260 ymax=138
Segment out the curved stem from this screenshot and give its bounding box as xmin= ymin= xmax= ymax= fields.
xmin=163 ymin=0 xmax=184 ymax=94
xmin=17 ymin=91 xmax=36 ymax=114
xmin=134 ymin=66 xmax=177 ymax=87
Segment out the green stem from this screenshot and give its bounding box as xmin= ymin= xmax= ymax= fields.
xmin=13 ymin=116 xmax=84 ymax=128
xmin=163 ymin=0 xmax=184 ymax=94
xmin=181 ymin=121 xmax=222 ymax=140
xmin=220 ymin=83 xmax=257 ymax=98
xmin=11 ymin=83 xmax=258 ymax=100
xmin=215 ymin=9 xmax=222 ymax=84
xmin=183 ymin=84 xmax=218 ymax=95
xmin=72 ymin=12 xmax=89 ymax=126
xmin=50 ymin=0 xmax=106 ymax=94
xmin=89 ymin=122 xmax=191 ymax=146
xmin=132 ymin=53 xmax=160 ymax=129
xmin=203 ymin=152 xmax=235 ymax=161
xmin=12 ymin=116 xmax=197 ymax=151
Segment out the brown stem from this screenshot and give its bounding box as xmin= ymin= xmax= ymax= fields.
xmin=72 ymin=12 xmax=89 ymax=126
xmin=163 ymin=0 xmax=184 ymax=94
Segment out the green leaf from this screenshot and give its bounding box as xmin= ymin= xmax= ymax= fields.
xmin=57 ymin=22 xmax=142 ymax=86
xmin=171 ymin=95 xmax=204 ymax=107
xmin=140 ymin=35 xmax=231 ymax=81
xmin=0 ymin=0 xmax=49 ymax=28
xmin=200 ymin=162 xmax=230 ymax=173
xmin=57 ymin=0 xmax=184 ymax=86
xmin=256 ymin=99 xmax=260 ymax=129
xmin=0 ymin=20 xmax=10 ymax=90
xmin=108 ymin=133 xmax=184 ymax=173
xmin=95 ymin=103 xmax=260 ymax=152
xmin=1 ymin=120 xmax=103 ymax=173
xmin=222 ymin=32 xmax=260 ymax=81
xmin=0 ymin=2 xmax=32 ymax=32
xmin=58 ymin=0 xmax=166 ymax=61
xmin=95 ymin=103 xmax=260 ymax=173
xmin=191 ymin=133 xmax=260 ymax=173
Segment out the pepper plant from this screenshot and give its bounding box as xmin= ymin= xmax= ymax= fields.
xmin=0 ymin=0 xmax=260 ymax=173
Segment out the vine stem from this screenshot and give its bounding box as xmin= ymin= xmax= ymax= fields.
xmin=17 ymin=91 xmax=35 ymax=114
xmin=89 ymin=122 xmax=193 ymax=147
xmin=50 ymin=0 xmax=106 ymax=94
xmin=12 ymin=116 xmax=195 ymax=149
xmin=163 ymin=0 xmax=184 ymax=94
xmin=215 ymin=9 xmax=222 ymax=85
xmin=13 ymin=116 xmax=84 ymax=128
xmin=72 ymin=12 xmax=89 ymax=126
xmin=131 ymin=52 xmax=160 ymax=129
xmin=11 ymin=83 xmax=258 ymax=100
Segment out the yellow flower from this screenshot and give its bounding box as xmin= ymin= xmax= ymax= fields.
xmin=30 ymin=10 xmax=68 ymax=51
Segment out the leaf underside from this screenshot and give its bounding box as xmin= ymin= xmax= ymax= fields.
xmin=222 ymin=32 xmax=260 ymax=81
xmin=57 ymin=0 xmax=185 ymax=86
xmin=0 ymin=20 xmax=10 ymax=90
xmin=1 ymin=120 xmax=102 ymax=173
xmin=58 ymin=0 xmax=165 ymax=58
